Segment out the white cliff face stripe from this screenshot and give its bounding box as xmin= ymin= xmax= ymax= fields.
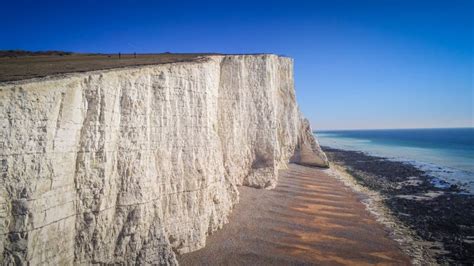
xmin=0 ymin=54 xmax=328 ymax=265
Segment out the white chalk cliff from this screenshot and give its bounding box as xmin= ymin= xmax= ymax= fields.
xmin=0 ymin=54 xmax=328 ymax=265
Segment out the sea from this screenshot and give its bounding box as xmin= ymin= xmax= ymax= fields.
xmin=315 ymin=128 xmax=474 ymax=193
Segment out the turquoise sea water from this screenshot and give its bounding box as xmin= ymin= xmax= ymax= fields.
xmin=316 ymin=128 xmax=474 ymax=193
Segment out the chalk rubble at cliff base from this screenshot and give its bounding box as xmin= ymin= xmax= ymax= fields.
xmin=0 ymin=54 xmax=328 ymax=264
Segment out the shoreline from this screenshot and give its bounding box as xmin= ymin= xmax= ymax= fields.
xmin=322 ymin=146 xmax=474 ymax=264
xmin=327 ymin=163 xmax=436 ymax=264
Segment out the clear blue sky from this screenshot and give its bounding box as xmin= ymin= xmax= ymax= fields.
xmin=2 ymin=0 xmax=472 ymax=130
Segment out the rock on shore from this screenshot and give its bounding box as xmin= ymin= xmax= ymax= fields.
xmin=0 ymin=54 xmax=328 ymax=264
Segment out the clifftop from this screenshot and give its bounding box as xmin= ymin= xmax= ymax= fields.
xmin=0 ymin=52 xmax=288 ymax=83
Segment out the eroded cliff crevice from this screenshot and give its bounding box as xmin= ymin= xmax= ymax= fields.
xmin=0 ymin=54 xmax=328 ymax=265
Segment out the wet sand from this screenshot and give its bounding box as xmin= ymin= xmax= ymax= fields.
xmin=178 ymin=164 xmax=411 ymax=265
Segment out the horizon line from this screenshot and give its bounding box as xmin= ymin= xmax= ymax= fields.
xmin=315 ymin=126 xmax=474 ymax=132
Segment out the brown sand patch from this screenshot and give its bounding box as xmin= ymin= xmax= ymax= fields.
xmin=178 ymin=164 xmax=411 ymax=265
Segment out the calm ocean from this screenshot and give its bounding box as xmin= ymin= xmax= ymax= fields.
xmin=316 ymin=128 xmax=474 ymax=193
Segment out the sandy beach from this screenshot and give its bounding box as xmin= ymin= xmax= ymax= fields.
xmin=178 ymin=164 xmax=411 ymax=265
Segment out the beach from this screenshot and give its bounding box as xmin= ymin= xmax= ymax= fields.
xmin=323 ymin=147 xmax=474 ymax=264
xmin=178 ymin=164 xmax=411 ymax=265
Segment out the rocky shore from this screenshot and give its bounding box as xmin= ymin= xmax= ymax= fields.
xmin=322 ymin=147 xmax=474 ymax=264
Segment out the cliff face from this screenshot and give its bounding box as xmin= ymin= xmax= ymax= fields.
xmin=0 ymin=54 xmax=328 ymax=264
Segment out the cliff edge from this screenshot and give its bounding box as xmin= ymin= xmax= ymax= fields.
xmin=0 ymin=54 xmax=328 ymax=264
